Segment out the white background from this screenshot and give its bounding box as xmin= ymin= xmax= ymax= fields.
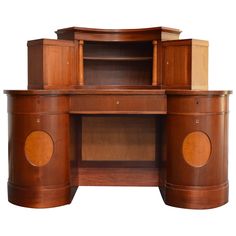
xmin=0 ymin=0 xmax=235 ymax=235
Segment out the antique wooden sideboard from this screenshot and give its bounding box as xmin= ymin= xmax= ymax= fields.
xmin=4 ymin=26 xmax=231 ymax=209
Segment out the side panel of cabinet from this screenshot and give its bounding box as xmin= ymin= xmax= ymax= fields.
xmin=191 ymin=43 xmax=208 ymax=89
xmin=162 ymin=39 xmax=208 ymax=89
xmin=28 ymin=44 xmax=44 ymax=88
xmin=28 ymin=39 xmax=77 ymax=89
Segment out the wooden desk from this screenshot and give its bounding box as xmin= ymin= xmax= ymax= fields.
xmin=4 ymin=89 xmax=231 ymax=209
xmin=4 ymin=26 xmax=232 ymax=209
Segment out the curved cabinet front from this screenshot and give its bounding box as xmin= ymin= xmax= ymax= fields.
xmin=164 ymin=92 xmax=230 ymax=209
xmin=7 ymin=95 xmax=70 ymax=208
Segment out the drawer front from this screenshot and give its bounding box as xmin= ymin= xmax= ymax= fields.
xmin=167 ymin=95 xmax=229 ymax=114
xmin=7 ymin=95 xmax=69 ymax=114
xmin=70 ymin=95 xmax=166 ymax=114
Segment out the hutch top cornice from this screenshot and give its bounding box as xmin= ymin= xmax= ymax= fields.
xmin=55 ymin=26 xmax=182 ymax=41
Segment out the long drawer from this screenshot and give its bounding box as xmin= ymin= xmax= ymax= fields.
xmin=69 ymin=94 xmax=167 ymax=114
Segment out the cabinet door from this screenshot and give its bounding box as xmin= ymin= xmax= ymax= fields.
xmin=44 ymin=42 xmax=76 ymax=88
xmin=162 ymin=40 xmax=191 ymax=89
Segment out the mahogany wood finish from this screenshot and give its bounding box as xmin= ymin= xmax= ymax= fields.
xmin=7 ymin=94 xmax=71 ymax=208
xmin=162 ymin=40 xmax=208 ymax=89
xmin=55 ymin=26 xmax=181 ymax=41
xmin=24 ymin=130 xmax=54 ymax=167
xmin=5 ymin=89 xmax=231 ymax=209
xmin=28 ymin=27 xmax=207 ymax=90
xmin=182 ymin=131 xmax=211 ymax=167
xmin=78 ymin=40 xmax=84 ymax=85
xmin=78 ymin=168 xmax=159 ymax=186
xmin=81 ymin=116 xmax=156 ymax=161
xmin=164 ymin=91 xmax=231 ymax=209
xmin=152 ymin=40 xmax=158 ymax=85
xmin=69 ymin=94 xmax=166 ymax=114
xmin=28 ymin=39 xmax=76 ymax=89
xmin=5 ymin=26 xmax=232 ymax=209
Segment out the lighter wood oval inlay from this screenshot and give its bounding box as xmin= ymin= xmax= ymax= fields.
xmin=182 ymin=131 xmax=211 ymax=168
xmin=24 ymin=131 xmax=53 ymax=167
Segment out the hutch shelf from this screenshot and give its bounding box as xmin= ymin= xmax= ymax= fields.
xmin=4 ymin=26 xmax=231 ymax=209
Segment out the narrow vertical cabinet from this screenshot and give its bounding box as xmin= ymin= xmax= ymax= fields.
xmin=162 ymin=40 xmax=208 ymax=89
xmin=28 ymin=39 xmax=77 ymax=89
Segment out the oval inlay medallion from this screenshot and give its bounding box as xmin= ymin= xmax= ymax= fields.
xmin=24 ymin=131 xmax=53 ymax=167
xmin=182 ymin=131 xmax=211 ymax=167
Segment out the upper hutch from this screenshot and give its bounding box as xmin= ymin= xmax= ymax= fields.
xmin=4 ymin=26 xmax=231 ymax=210
xmin=28 ymin=26 xmax=208 ymax=90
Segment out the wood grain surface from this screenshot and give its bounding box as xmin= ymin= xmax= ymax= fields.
xmin=5 ymin=26 xmax=232 ymax=209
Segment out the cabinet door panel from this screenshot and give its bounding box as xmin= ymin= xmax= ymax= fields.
xmin=162 ymin=44 xmax=191 ymax=88
xmin=44 ymin=45 xmax=76 ymax=88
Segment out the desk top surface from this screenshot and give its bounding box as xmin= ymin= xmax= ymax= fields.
xmin=4 ymin=89 xmax=232 ymax=96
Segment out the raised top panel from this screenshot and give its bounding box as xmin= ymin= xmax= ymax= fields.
xmin=55 ymin=26 xmax=181 ymax=42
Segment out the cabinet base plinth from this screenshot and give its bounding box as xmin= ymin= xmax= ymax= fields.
xmin=164 ymin=182 xmax=228 ymax=209
xmin=8 ymin=182 xmax=71 ymax=208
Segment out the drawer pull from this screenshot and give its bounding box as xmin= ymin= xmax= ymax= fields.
xmin=116 ymin=101 xmax=120 ymax=105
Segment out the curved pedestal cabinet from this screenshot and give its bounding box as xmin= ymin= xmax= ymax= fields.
xmin=164 ymin=91 xmax=230 ymax=209
xmin=7 ymin=95 xmax=71 ymax=208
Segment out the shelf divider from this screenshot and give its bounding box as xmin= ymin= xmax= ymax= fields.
xmin=83 ymin=56 xmax=153 ymax=61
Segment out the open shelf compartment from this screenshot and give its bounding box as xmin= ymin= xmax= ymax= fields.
xmin=84 ymin=41 xmax=153 ymax=86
